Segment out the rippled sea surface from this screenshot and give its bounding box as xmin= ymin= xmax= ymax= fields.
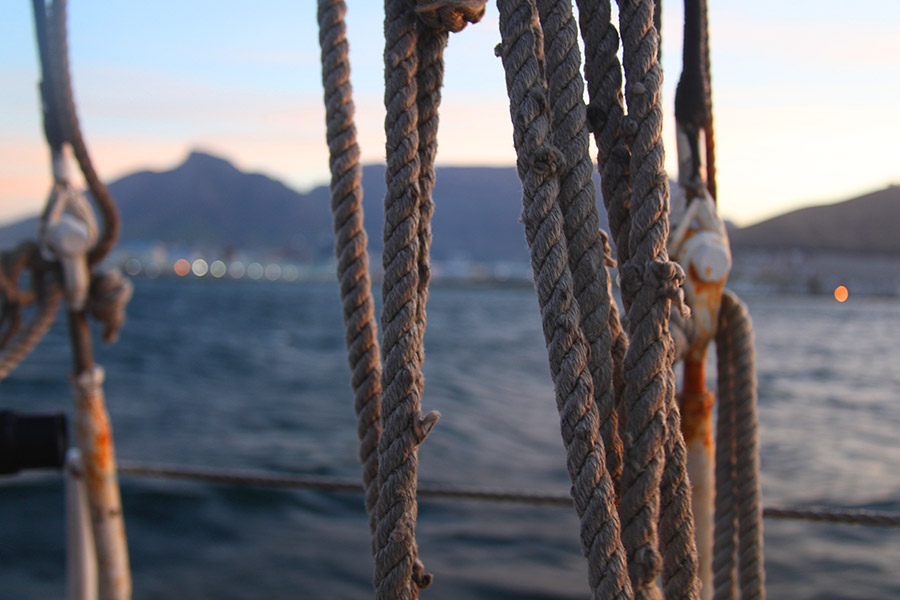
xmin=1 ymin=279 xmax=898 ymax=599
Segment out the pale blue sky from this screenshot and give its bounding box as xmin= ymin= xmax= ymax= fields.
xmin=1 ymin=1 xmax=898 ymax=227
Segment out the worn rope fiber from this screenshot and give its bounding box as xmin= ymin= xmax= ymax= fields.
xmin=588 ymin=1 xmax=699 ymax=597
xmin=375 ymin=1 xmax=484 ymax=596
xmin=317 ymin=0 xmax=383 ymax=538
xmin=496 ymin=1 xmax=633 ymax=598
xmin=714 ymin=291 xmax=765 ymax=599
xmin=535 ymin=0 xmax=624 ymax=490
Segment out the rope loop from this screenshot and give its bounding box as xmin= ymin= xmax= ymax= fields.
xmin=410 ymin=0 xmax=487 ymax=32
xmin=87 ymin=267 xmax=134 ymax=344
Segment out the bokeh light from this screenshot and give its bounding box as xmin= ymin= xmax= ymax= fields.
xmin=834 ymin=285 xmax=849 ymax=303
xmin=229 ymin=261 xmax=246 ymax=279
xmin=265 ymin=264 xmax=282 ymax=281
xmin=173 ymin=258 xmax=190 ymax=277
xmin=209 ymin=260 xmax=227 ymax=278
xmin=247 ymin=262 xmax=264 ymax=280
xmin=124 ymin=257 xmax=142 ymax=276
xmin=192 ymin=259 xmax=209 ymax=277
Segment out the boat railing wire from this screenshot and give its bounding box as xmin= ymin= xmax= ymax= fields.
xmin=5 ymin=460 xmax=898 ymax=528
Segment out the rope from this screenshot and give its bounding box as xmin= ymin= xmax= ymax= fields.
xmin=496 ymin=2 xmax=632 ymax=598
xmin=42 ymin=0 xmax=120 ymax=266
xmin=317 ymin=0 xmax=384 ymax=542
xmin=375 ymin=2 xmax=484 ymax=596
xmin=603 ymin=1 xmax=700 ymax=597
xmin=714 ymin=291 xmax=765 ymax=599
xmin=0 ymin=284 xmax=63 ymax=381
xmin=109 ymin=462 xmax=900 ymax=528
xmin=575 ymin=0 xmax=632 ymax=267
xmin=535 ymin=0 xmax=624 ymax=490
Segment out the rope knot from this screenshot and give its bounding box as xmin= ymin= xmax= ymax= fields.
xmin=410 ymin=0 xmax=487 ymax=33
xmin=619 ymin=259 xmax=691 ymax=318
xmin=87 ymin=267 xmax=133 ymax=343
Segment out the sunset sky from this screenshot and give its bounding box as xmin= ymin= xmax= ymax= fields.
xmin=1 ymin=1 xmax=898 ymax=228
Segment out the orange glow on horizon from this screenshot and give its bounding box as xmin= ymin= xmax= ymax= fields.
xmin=834 ymin=285 xmax=849 ymax=302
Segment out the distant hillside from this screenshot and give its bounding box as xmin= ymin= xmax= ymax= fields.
xmin=0 ymin=151 xmax=608 ymax=263
xmin=3 ymin=152 xmax=895 ymax=260
xmin=729 ymin=185 xmax=900 ymax=254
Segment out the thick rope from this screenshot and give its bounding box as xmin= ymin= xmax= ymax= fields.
xmin=575 ymin=0 xmax=632 ymax=267
xmin=317 ymin=0 xmax=384 ymax=539
xmin=496 ymin=2 xmax=632 ymax=598
xmin=43 ymin=0 xmax=119 ymax=266
xmin=376 ymin=1 xmax=429 ymax=596
xmin=712 ymin=303 xmax=738 ymax=600
xmin=535 ymin=0 xmax=624 ymax=488
xmin=715 ymin=291 xmax=765 ymax=599
xmin=594 ymin=0 xmax=699 ymax=597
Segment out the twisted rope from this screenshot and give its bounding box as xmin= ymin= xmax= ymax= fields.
xmin=0 ymin=284 xmax=63 ymax=382
xmin=41 ymin=0 xmax=120 ymax=266
xmin=714 ymin=291 xmax=765 ymax=599
xmin=575 ymin=0 xmax=632 ymax=267
xmin=535 ymin=0 xmax=624 ymax=489
xmin=496 ymin=2 xmax=632 ymax=598
xmin=375 ymin=1 xmax=485 ymax=595
xmin=317 ymin=0 xmax=384 ymax=539
xmin=377 ymin=1 xmax=429 ymax=595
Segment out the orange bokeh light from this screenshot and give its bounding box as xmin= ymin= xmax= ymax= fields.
xmin=834 ymin=285 xmax=849 ymax=302
xmin=173 ymin=258 xmax=191 ymax=277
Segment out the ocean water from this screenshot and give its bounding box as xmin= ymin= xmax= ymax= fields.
xmin=1 ymin=278 xmax=898 ymax=599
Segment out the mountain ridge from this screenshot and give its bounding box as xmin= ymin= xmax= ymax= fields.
xmin=1 ymin=151 xmax=897 ymax=259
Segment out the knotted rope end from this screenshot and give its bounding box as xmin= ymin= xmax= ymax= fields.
xmin=411 ymin=0 xmax=487 ymax=33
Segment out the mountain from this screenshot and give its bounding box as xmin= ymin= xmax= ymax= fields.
xmin=2 ymin=151 xmax=896 ymax=261
xmin=728 ymin=185 xmax=900 ymax=254
xmin=0 ymin=151 xmax=605 ymax=264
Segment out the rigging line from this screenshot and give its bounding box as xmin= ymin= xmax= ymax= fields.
xmin=107 ymin=462 xmax=900 ymax=528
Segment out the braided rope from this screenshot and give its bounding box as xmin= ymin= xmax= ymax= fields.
xmin=715 ymin=291 xmax=765 ymax=599
xmin=317 ymin=0 xmax=384 ymax=539
xmin=496 ymin=2 xmax=632 ymax=598
xmin=535 ymin=0 xmax=624 ymax=488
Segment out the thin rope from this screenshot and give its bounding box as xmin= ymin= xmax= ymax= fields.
xmin=317 ymin=0 xmax=383 ymax=540
xmin=106 ymin=462 xmax=900 ymax=528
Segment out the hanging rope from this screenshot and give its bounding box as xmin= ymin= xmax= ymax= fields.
xmin=317 ymin=0 xmax=384 ymax=539
xmin=37 ymin=0 xmax=120 ymax=266
xmin=496 ymin=1 xmax=634 ymax=597
xmin=713 ymin=291 xmax=765 ymax=599
xmin=375 ymin=2 xmax=484 ymax=597
xmin=535 ymin=0 xmax=625 ymax=489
